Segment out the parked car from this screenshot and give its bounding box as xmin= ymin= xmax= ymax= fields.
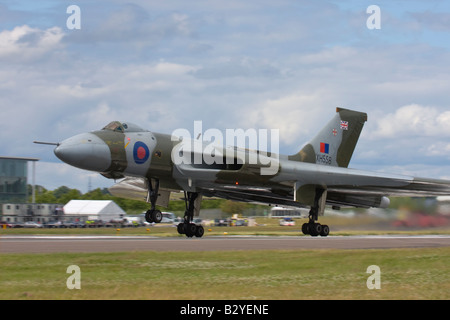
xmin=11 ymin=222 xmax=24 ymax=228
xmin=85 ymin=220 xmax=104 ymax=228
xmin=233 ymin=219 xmax=248 ymax=226
xmin=161 ymin=212 xmax=176 ymax=223
xmin=23 ymin=221 xmax=44 ymax=228
xmin=214 ymin=219 xmax=229 ymax=226
xmin=279 ymin=217 xmax=295 ymax=226
xmin=45 ymin=221 xmax=63 ymax=228
xmin=0 ymin=221 xmax=13 ymax=228
xmin=62 ymin=221 xmax=85 ymax=228
xmin=70 ymin=221 xmax=87 ymax=228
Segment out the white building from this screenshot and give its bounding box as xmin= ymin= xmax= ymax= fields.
xmin=269 ymin=206 xmax=308 ymax=218
xmin=63 ymin=200 xmax=125 ymax=222
xmin=436 ymin=196 xmax=450 ymax=215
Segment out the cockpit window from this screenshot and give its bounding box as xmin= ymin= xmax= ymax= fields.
xmin=121 ymin=122 xmax=147 ymax=132
xmin=102 ymin=121 xmax=124 ymax=132
xmin=102 ymin=121 xmax=147 ymax=133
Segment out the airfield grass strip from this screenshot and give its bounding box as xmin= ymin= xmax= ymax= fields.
xmin=0 ymin=247 xmax=449 ymax=300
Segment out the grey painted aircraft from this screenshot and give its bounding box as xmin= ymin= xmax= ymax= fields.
xmin=35 ymin=108 xmax=450 ymax=237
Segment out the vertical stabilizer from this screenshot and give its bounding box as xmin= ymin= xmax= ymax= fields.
xmin=289 ymin=108 xmax=367 ymax=168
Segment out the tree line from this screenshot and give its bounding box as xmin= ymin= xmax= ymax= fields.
xmin=30 ymin=185 xmax=149 ymax=214
xmin=29 ymin=185 xmax=436 ymax=216
xmin=28 ymin=185 xmax=256 ymax=215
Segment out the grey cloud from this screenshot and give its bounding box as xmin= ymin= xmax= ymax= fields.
xmin=64 ymin=3 xmax=196 ymax=45
xmin=410 ymin=11 xmax=450 ymax=32
xmin=191 ymin=58 xmax=283 ymax=79
xmin=0 ymin=25 xmax=65 ymax=62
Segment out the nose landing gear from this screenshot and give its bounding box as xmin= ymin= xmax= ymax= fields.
xmin=145 ymin=178 xmax=163 ymax=224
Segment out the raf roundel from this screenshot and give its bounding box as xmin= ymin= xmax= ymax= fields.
xmin=133 ymin=141 xmax=150 ymax=164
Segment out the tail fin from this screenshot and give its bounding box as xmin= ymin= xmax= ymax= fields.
xmin=289 ymin=108 xmax=367 ymax=168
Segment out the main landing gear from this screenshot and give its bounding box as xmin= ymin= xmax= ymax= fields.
xmin=177 ymin=191 xmax=204 ymax=238
xmin=145 ymin=178 xmax=163 ymax=224
xmin=301 ymin=188 xmax=330 ymax=237
xmin=143 ymin=178 xmax=203 ymax=238
xmin=301 ymin=219 xmax=330 ymax=237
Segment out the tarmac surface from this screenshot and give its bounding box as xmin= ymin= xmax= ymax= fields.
xmin=1 ymin=235 xmax=450 ymax=253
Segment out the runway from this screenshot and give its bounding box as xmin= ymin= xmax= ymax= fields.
xmin=1 ymin=234 xmax=450 ymax=253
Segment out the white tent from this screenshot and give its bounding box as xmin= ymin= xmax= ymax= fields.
xmin=64 ymin=200 xmax=125 ymax=221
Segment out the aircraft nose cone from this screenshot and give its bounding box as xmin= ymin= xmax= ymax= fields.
xmin=54 ymin=133 xmax=111 ymax=172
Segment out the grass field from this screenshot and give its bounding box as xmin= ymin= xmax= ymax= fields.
xmin=1 ymin=247 xmax=449 ymax=300
xmin=1 ymin=216 xmax=449 ymax=300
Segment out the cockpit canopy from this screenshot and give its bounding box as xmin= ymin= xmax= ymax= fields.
xmin=102 ymin=121 xmax=147 ymax=133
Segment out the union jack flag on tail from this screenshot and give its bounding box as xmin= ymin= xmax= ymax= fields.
xmin=290 ymin=108 xmax=367 ymax=168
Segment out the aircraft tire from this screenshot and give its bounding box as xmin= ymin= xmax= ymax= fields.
xmin=309 ymin=223 xmax=322 ymax=237
xmin=301 ymin=223 xmax=310 ymax=235
xmin=195 ymin=225 xmax=204 ymax=238
xmin=152 ymin=210 xmax=163 ymax=223
xmin=320 ymin=225 xmax=330 ymax=237
xmin=177 ymin=223 xmax=185 ymax=234
xmin=145 ymin=210 xmax=154 ymax=223
xmin=184 ymin=223 xmax=197 ymax=238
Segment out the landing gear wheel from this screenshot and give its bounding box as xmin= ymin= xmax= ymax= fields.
xmin=184 ymin=223 xmax=197 ymax=238
xmin=309 ymin=223 xmax=322 ymax=237
xmin=145 ymin=178 xmax=162 ymax=224
xmin=320 ymin=224 xmax=329 ymax=237
xmin=301 ymin=188 xmax=330 ymax=237
xmin=145 ymin=209 xmax=162 ymax=223
xmin=145 ymin=210 xmax=154 ymax=223
xmin=195 ymin=225 xmax=204 ymax=238
xmin=180 ymin=191 xmax=204 ymax=238
xmin=301 ymin=222 xmax=329 ymax=237
xmin=301 ymin=223 xmax=310 ymax=235
xmin=152 ymin=210 xmax=162 ymax=223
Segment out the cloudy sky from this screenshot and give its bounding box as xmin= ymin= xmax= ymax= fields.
xmin=2 ymin=0 xmax=450 ymax=193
